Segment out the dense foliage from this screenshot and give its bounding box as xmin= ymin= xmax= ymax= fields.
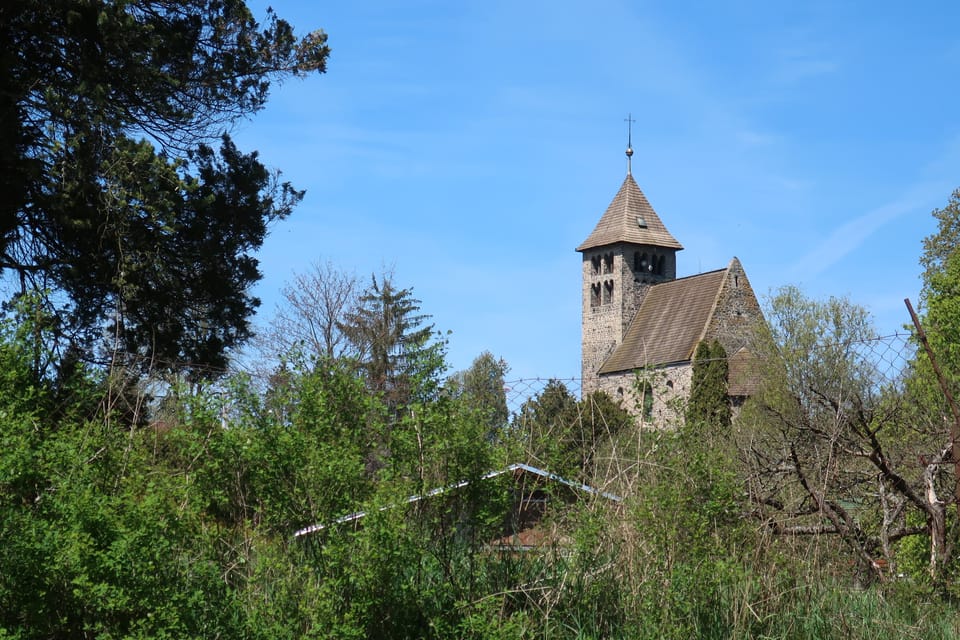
xmin=4 ymin=298 xmax=958 ymax=637
xmin=0 ymin=0 xmax=329 ymax=378
xmin=3 ymin=1 xmax=960 ymax=635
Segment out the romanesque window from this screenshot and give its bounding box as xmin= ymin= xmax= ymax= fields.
xmin=590 ymin=282 xmax=601 ymax=308
xmin=634 ymin=251 xmax=647 ymax=273
xmin=602 ymin=252 xmax=613 ymax=274
xmin=657 ymin=255 xmax=665 ymax=275
xmin=603 ymin=279 xmax=613 ymax=304
xmin=591 ymin=255 xmax=601 ymax=275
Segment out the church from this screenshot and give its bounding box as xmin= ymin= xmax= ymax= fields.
xmin=577 ymin=144 xmax=763 ymax=425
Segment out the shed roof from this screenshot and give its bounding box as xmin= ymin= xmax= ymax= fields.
xmin=576 ymin=174 xmax=683 ymax=252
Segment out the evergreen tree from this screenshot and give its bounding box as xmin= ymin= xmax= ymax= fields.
xmin=513 ymin=381 xmax=632 ymax=478
xmin=0 ymin=0 xmax=329 ymax=379
xmin=340 ymin=275 xmax=442 ymax=411
xmin=686 ymin=339 xmax=731 ymax=431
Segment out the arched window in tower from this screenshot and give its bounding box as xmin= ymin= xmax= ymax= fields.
xmin=591 ymin=255 xmax=602 ymax=275
xmin=602 ymin=252 xmax=614 ymax=274
xmin=590 ymin=282 xmax=601 ymax=307
xmin=603 ymin=279 xmax=614 ymax=304
xmin=657 ymin=255 xmax=666 ymax=275
xmin=634 ymin=251 xmax=649 ymax=273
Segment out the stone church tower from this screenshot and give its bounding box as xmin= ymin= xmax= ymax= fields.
xmin=576 ymin=144 xmax=764 ymax=421
xmin=576 ymin=153 xmax=682 ymax=395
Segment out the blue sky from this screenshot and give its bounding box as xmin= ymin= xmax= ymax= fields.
xmin=234 ymin=1 xmax=960 ymax=381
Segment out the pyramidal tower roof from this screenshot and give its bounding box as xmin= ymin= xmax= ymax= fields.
xmin=576 ymin=173 xmax=683 ymax=252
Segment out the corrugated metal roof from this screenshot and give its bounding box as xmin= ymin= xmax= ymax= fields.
xmin=599 ymin=268 xmax=726 ymax=374
xmin=576 ymin=174 xmax=683 ymax=252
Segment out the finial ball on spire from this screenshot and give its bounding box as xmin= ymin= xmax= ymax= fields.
xmin=626 ymin=146 xmax=634 ymax=157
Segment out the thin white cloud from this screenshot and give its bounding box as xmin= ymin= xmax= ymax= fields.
xmin=788 ymin=131 xmax=960 ymax=280
xmin=787 ymin=183 xmax=944 ymax=280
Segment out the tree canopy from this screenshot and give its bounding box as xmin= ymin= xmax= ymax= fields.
xmin=0 ymin=0 xmax=329 ymax=379
xmin=446 ymin=351 xmax=510 ymax=434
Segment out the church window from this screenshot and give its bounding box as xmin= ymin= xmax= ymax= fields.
xmin=634 ymin=252 xmax=649 ymax=273
xmin=603 ymin=279 xmax=614 ymax=304
xmin=591 ymin=255 xmax=601 ymax=275
xmin=590 ymin=282 xmax=601 ymax=307
xmin=657 ymin=255 xmax=666 ymax=275
xmin=602 ymin=253 xmax=614 ymax=274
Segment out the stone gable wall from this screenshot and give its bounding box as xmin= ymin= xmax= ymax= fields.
xmin=704 ymin=259 xmax=763 ymax=357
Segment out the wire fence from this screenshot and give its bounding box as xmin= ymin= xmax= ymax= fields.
xmin=847 ymin=332 xmax=917 ymax=392
xmin=503 ymin=377 xmax=582 ymax=416
xmin=502 ymin=332 xmax=918 ymax=416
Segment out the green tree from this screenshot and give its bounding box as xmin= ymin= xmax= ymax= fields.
xmin=900 ymin=187 xmax=960 ymax=582
xmin=916 ymin=187 xmax=960 ymax=397
xmin=576 ymin=390 xmax=634 ymax=478
xmin=920 ymin=188 xmax=960 ymax=296
xmin=513 ymin=379 xmax=579 ymax=471
xmin=685 ymin=339 xmax=731 ymax=431
xmin=0 ymin=0 xmax=329 ymax=379
xmin=742 ymin=286 xmax=950 ymax=582
xmin=340 ymin=275 xmax=443 ymax=411
xmin=513 ymin=381 xmax=632 ymax=479
xmin=446 ymin=351 xmax=510 ymax=434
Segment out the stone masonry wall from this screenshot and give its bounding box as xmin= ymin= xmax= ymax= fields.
xmin=581 ymin=249 xmax=621 ymax=393
xmin=593 ymin=363 xmax=692 ymax=429
xmin=581 ymin=243 xmax=678 ymax=396
xmin=704 ymin=258 xmax=763 ymax=357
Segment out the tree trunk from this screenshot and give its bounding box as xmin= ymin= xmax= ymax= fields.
xmin=924 ymin=459 xmax=949 ymax=577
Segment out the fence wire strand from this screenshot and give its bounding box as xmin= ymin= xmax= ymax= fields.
xmin=504 ymin=333 xmax=918 ymax=416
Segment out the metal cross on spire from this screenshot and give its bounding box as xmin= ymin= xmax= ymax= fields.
xmin=624 ymin=113 xmax=636 ymax=175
